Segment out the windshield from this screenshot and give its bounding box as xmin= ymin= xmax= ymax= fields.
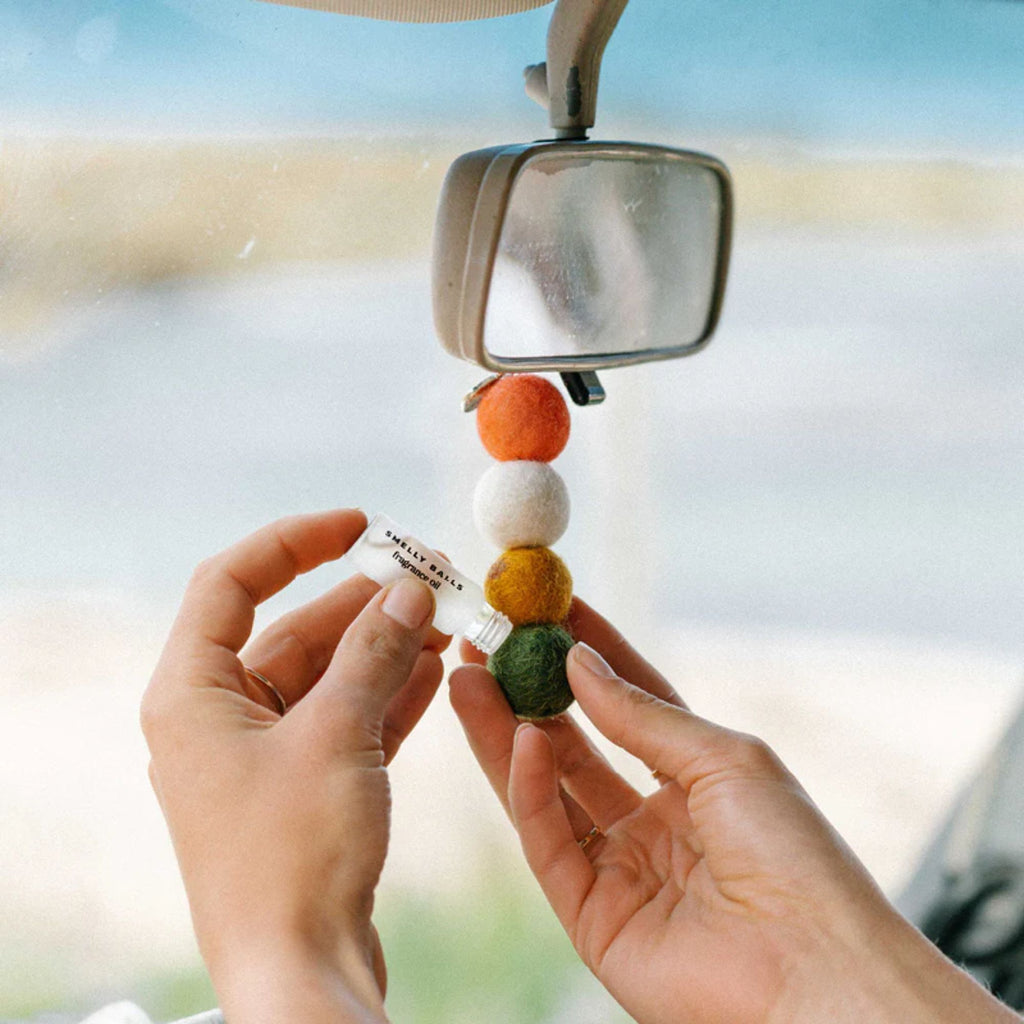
xmin=2 ymin=2 xmax=1022 ymax=1020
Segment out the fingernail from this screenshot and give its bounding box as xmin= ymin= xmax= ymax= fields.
xmin=382 ymin=579 xmax=435 ymax=630
xmin=513 ymin=721 xmax=536 ymax=752
xmin=570 ymin=642 xmax=617 ymax=679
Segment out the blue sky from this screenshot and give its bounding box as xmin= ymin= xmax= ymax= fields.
xmin=1 ymin=0 xmax=1022 ymax=148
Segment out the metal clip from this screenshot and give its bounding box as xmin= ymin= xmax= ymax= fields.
xmin=462 ymin=374 xmax=504 ymax=413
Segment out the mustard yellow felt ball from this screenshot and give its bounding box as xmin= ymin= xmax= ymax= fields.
xmin=485 ymin=547 xmax=573 ymax=627
xmin=477 ymin=374 xmax=570 ymax=463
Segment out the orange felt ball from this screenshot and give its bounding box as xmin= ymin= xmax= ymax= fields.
xmin=485 ymin=547 xmax=573 ymax=627
xmin=477 ymin=374 xmax=570 ymax=462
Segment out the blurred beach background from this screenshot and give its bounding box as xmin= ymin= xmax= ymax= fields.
xmin=2 ymin=1 xmax=1023 ymax=1021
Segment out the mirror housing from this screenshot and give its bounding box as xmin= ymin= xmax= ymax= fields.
xmin=432 ymin=140 xmax=733 ymax=373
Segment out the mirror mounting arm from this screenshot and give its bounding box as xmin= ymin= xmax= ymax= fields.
xmin=560 ymin=370 xmax=607 ymax=407
xmin=524 ymin=0 xmax=629 ymax=138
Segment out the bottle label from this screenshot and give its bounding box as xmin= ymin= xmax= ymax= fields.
xmin=382 ymin=526 xmax=465 ymax=593
xmin=350 ymin=513 xmax=505 ymax=651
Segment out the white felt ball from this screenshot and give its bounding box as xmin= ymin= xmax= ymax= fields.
xmin=473 ymin=460 xmax=570 ymax=549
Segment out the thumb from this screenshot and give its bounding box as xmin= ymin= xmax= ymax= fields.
xmin=566 ymin=642 xmax=749 ymax=792
xmin=301 ymin=578 xmax=436 ymax=749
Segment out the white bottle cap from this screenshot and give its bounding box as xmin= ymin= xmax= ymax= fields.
xmin=463 ymin=604 xmax=513 ymax=656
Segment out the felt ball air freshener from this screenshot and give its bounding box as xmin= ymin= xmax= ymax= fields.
xmin=485 ymin=547 xmax=573 ymax=626
xmin=473 ymin=460 xmax=570 ymax=550
xmin=487 ymin=623 xmax=575 ymax=719
xmin=477 ymin=374 xmax=571 ymax=462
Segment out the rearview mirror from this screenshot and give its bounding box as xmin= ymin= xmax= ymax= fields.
xmin=433 ymin=141 xmax=732 ymax=372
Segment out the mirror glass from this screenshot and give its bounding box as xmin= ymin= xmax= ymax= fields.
xmin=484 ymin=149 xmax=726 ymax=365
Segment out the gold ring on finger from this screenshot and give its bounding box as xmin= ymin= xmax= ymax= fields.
xmin=244 ymin=666 xmax=288 ymax=716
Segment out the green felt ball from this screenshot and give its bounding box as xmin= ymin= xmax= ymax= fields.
xmin=488 ymin=623 xmax=575 ymax=720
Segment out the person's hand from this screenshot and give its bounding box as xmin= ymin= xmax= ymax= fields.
xmin=451 ymin=598 xmax=1019 ymax=1024
xmin=142 ymin=509 xmax=447 ymax=1024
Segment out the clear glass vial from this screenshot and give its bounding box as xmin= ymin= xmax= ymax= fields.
xmin=346 ymin=513 xmax=512 ymax=655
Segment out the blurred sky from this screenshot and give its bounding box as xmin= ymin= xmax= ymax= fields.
xmin=1 ymin=0 xmax=1023 ymax=150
